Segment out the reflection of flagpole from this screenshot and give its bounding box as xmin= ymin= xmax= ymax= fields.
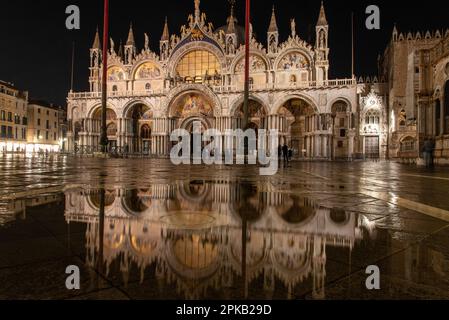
xmin=242 ymin=0 xmax=250 ymax=130
xmin=100 ymin=0 xmax=110 ymax=153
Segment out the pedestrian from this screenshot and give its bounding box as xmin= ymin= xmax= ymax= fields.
xmin=282 ymin=143 xmax=289 ymax=165
xmin=422 ymin=138 xmax=433 ymax=168
xmin=278 ymin=145 xmax=282 ymax=160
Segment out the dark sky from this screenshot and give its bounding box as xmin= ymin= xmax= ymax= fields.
xmin=1 ymin=0 xmax=448 ymax=106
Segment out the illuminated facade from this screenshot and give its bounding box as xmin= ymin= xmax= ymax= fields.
xmin=380 ymin=28 xmax=449 ymax=164
xmin=27 ymin=101 xmax=63 ymax=153
xmin=67 ymin=1 xmax=362 ymax=160
xmin=0 ymin=80 xmax=28 ymax=153
xmin=66 ymin=0 xmax=449 ymax=164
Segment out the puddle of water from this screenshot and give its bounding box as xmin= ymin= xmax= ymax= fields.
xmin=0 ymin=180 xmax=380 ymax=299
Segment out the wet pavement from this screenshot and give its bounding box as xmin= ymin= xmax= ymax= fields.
xmin=0 ymin=154 xmax=448 ymax=300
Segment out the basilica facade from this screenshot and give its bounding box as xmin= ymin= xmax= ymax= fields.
xmin=66 ymin=0 xmax=449 ymax=163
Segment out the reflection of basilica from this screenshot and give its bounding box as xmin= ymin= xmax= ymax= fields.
xmin=65 ymin=181 xmax=376 ymax=299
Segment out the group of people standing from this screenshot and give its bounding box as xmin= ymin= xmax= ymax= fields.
xmin=278 ymin=143 xmax=293 ymax=165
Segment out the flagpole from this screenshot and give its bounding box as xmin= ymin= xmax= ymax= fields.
xmin=243 ymin=0 xmax=250 ymax=131
xmin=70 ymin=42 xmax=75 ymax=92
xmin=100 ymin=0 xmax=109 ymax=153
xmin=351 ymin=12 xmax=355 ymax=78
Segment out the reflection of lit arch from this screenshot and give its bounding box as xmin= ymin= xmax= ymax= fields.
xmin=270 ymin=237 xmax=314 ymax=283
xmin=228 ymin=229 xmax=268 ymax=277
xmin=165 ymin=234 xmax=221 ymax=280
xmin=178 ymin=181 xmax=211 ymax=204
xmin=121 ymin=190 xmax=150 ymax=216
xmin=275 ymin=196 xmax=317 ymax=225
xmin=328 ymin=208 xmax=350 ymax=225
xmin=87 ymin=190 xmax=116 ymax=211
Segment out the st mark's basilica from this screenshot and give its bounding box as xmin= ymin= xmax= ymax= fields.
xmin=67 ymin=0 xmax=449 ymax=164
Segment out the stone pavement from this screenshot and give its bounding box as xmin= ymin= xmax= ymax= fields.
xmin=0 ymin=154 xmax=448 ymax=299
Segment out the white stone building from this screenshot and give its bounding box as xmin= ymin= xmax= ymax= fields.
xmin=67 ymin=1 xmax=360 ymax=160
xmin=66 ymin=0 xmax=449 ymax=164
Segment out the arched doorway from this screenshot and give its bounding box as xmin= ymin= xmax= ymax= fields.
xmin=169 ymin=92 xmax=216 ymax=156
xmin=277 ymin=98 xmax=316 ymax=158
xmin=140 ymin=124 xmax=152 ymax=154
xmin=182 ymin=117 xmax=210 ymax=157
xmin=362 ymin=108 xmax=381 ymax=159
xmin=331 ymin=101 xmax=350 ymax=159
xmin=92 ymin=108 xmax=118 ymax=151
xmin=125 ymin=103 xmax=153 ymax=153
xmin=233 ymin=99 xmax=267 ymax=156
xmin=234 ymin=99 xmax=267 ymax=130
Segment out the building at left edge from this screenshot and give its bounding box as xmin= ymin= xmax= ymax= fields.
xmin=0 ymin=80 xmax=67 ymax=154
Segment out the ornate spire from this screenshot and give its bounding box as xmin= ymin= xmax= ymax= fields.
xmin=268 ymin=5 xmax=278 ymax=33
xmin=317 ymin=1 xmax=328 ymax=26
xmin=194 ymin=0 xmax=201 ymax=22
xmin=92 ymin=27 xmax=101 ymax=49
xmin=126 ymin=23 xmax=135 ymax=46
xmin=161 ymin=17 xmax=169 ymax=41
xmin=226 ymin=1 xmax=236 ymax=34
xmin=118 ymin=40 xmax=124 ymax=59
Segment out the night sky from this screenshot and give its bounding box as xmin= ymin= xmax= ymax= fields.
xmin=1 ymin=0 xmax=448 ymax=106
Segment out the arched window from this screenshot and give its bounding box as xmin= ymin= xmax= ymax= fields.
xmin=140 ymin=125 xmax=151 ymax=139
xmin=176 ymin=50 xmax=220 ymax=79
xmin=112 ymin=85 xmax=118 ymax=92
xmin=145 ymin=83 xmax=151 ymax=91
xmin=365 ymin=109 xmax=380 ymax=125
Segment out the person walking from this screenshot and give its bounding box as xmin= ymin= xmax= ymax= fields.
xmin=282 ymin=143 xmax=289 ymax=166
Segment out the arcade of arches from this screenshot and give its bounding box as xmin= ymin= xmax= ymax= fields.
xmin=70 ymin=93 xmax=355 ymax=159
